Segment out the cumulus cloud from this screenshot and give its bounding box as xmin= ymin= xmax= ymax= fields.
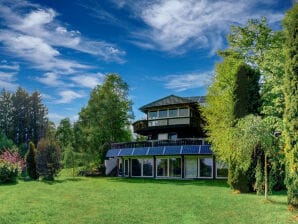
xmin=155 ymin=72 xmax=213 ymax=92
xmin=55 ymin=90 xmax=84 ymax=104
xmin=127 ymin=0 xmax=284 ymax=54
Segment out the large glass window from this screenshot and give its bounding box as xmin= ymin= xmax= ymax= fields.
xmin=131 ymin=159 xmax=141 ymax=176
xmin=185 ymin=157 xmax=197 ymax=178
xmin=124 ymin=159 xmax=129 ymax=176
xmin=179 ymin=108 xmax=189 ymax=117
xmin=143 ymin=159 xmax=153 ymax=176
xmin=148 ymin=111 xmax=157 ymax=119
xmin=199 ymin=158 xmax=213 ymax=178
xmin=216 ymin=161 xmax=228 ymax=178
xmin=118 ymin=159 xmax=123 ymax=176
xmin=169 ymin=109 xmax=178 ymax=117
xmin=158 ymin=110 xmax=168 ymax=118
xmin=169 ymin=158 xmax=181 ymax=177
xmin=157 ymin=158 xmax=168 ymax=177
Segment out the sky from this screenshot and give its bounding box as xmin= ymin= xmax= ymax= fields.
xmin=0 ymin=0 xmax=294 ymax=125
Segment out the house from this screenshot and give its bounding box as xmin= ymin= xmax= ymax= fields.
xmin=105 ymin=95 xmax=228 ymax=179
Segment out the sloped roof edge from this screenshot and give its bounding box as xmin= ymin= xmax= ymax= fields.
xmin=140 ymin=95 xmax=205 ymax=112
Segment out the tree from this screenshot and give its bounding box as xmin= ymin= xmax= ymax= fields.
xmin=0 ymin=88 xmax=48 ymax=149
xmin=11 ymin=87 xmax=31 ymax=145
xmin=56 ymin=118 xmax=74 ymax=151
xmin=235 ymin=115 xmax=274 ymax=199
xmin=0 ymin=133 xmax=15 ymax=153
xmin=0 ymin=89 xmax=13 ymax=136
xmin=29 ymin=91 xmax=48 ymax=146
xmin=79 ymin=74 xmax=133 ymax=164
xmin=202 ymin=56 xmax=260 ymax=192
xmin=219 ymin=17 xmax=286 ymax=191
xmin=282 ymin=3 xmax=298 ymax=208
xmin=36 ymin=138 xmax=61 ymax=181
xmin=26 ymin=141 xmax=39 ymax=180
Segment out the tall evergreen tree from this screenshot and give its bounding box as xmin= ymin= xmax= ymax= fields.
xmin=29 ymin=91 xmax=48 ymax=146
xmin=26 ymin=141 xmax=39 ymax=180
xmin=11 ymin=87 xmax=30 ymax=145
xmin=0 ymin=89 xmax=13 ymax=136
xmin=282 ymin=3 xmax=298 ymax=208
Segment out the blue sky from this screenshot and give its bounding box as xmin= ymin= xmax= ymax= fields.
xmin=0 ymin=0 xmax=293 ymax=124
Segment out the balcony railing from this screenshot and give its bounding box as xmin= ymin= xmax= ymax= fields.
xmin=133 ymin=117 xmax=199 ymax=133
xmin=111 ymin=138 xmax=206 ymax=149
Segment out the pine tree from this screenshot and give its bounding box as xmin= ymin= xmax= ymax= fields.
xmin=283 ymin=3 xmax=298 ymax=208
xmin=26 ymin=141 xmax=39 ymax=180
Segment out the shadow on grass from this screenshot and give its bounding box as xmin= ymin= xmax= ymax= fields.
xmin=0 ymin=180 xmax=18 ymax=186
xmin=107 ymin=177 xmax=229 ymax=188
xmin=41 ymin=177 xmax=85 ymax=185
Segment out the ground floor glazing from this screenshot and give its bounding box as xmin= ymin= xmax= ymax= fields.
xmin=117 ymin=156 xmax=228 ymax=179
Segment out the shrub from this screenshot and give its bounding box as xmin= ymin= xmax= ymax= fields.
xmin=26 ymin=142 xmax=39 ymax=180
xmin=37 ymin=139 xmax=61 ymax=181
xmin=0 ymin=150 xmax=26 ymax=183
xmin=0 ymin=160 xmax=19 ymax=183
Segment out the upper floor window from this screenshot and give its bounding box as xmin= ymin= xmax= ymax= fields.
xmin=148 ymin=111 xmax=157 ymax=119
xmin=179 ymin=108 xmax=189 ymax=117
xmin=158 ymin=110 xmax=168 ymax=118
xmin=169 ymin=109 xmax=178 ymax=117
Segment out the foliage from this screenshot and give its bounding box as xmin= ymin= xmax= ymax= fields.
xmin=56 ymin=118 xmax=74 ymax=151
xmin=36 ymin=138 xmax=61 ymax=181
xmin=283 ymin=3 xmax=298 ymax=207
xmin=0 ymin=133 xmax=14 ymax=153
xmin=202 ymin=56 xmax=260 ymax=192
xmin=78 ymin=74 xmax=133 ymax=164
xmin=26 ymin=142 xmax=39 ymax=180
xmin=62 ymin=144 xmax=83 ymax=177
xmin=0 ymin=160 xmax=19 ymax=183
xmin=0 ymin=88 xmax=48 ymax=147
xmin=0 ymin=150 xmax=25 ymax=183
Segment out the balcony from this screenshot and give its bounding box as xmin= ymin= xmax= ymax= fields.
xmin=133 ymin=117 xmax=199 ymax=134
xmin=111 ymin=138 xmax=206 ymax=149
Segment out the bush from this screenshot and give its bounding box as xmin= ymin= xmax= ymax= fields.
xmin=0 ymin=150 xmax=25 ymax=183
xmin=0 ymin=160 xmax=19 ymax=183
xmin=26 ymin=142 xmax=39 ymax=180
xmin=37 ymin=139 xmax=61 ymax=181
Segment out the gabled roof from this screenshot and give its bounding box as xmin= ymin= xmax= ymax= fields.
xmin=140 ymin=95 xmax=205 ymax=112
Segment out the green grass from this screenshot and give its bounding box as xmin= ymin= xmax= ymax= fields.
xmin=0 ymin=173 xmax=297 ymax=224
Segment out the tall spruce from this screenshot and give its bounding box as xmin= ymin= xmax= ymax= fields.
xmin=26 ymin=141 xmax=39 ymax=180
xmin=283 ymin=3 xmax=298 ymax=208
xmin=0 ymin=89 xmax=13 ymax=136
xmin=202 ymin=56 xmax=260 ymax=192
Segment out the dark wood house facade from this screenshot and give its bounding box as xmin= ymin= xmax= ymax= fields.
xmin=105 ymin=95 xmax=227 ymax=179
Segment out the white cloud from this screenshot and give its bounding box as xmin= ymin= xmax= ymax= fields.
xmin=128 ymin=0 xmax=284 ymax=54
xmin=71 ymin=73 xmax=105 ymax=88
xmin=0 ymin=1 xmax=125 ymax=73
xmin=0 ymin=61 xmax=19 ymax=71
xmin=155 ymin=72 xmax=213 ymax=92
xmin=36 ymin=72 xmax=69 ymax=87
xmin=55 ymin=90 xmax=84 ymax=104
xmin=0 ymin=71 xmax=18 ymax=90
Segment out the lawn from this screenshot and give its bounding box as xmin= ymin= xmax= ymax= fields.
xmin=0 ymin=173 xmax=297 ymax=224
